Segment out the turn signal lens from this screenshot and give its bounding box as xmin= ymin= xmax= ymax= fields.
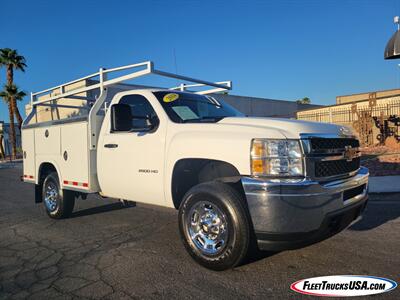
xmin=251 ymin=158 xmax=264 ymax=175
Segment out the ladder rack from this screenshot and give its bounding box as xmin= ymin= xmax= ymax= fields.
xmin=24 ymin=60 xmax=233 ymax=152
xmin=169 ymin=81 xmax=232 ymax=95
xmin=30 ymin=61 xmax=232 ymax=107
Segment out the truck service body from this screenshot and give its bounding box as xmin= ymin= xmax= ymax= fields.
xmin=22 ymin=61 xmax=369 ymax=270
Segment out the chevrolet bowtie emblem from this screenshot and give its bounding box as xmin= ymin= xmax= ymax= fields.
xmin=344 ymin=145 xmax=358 ymax=162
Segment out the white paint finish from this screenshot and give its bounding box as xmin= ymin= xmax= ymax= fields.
xmin=23 ymin=122 xmax=90 ymax=190
xmin=219 ymin=117 xmax=349 ymax=139
xmin=34 ymin=156 xmax=62 ymax=185
xmin=88 ymin=149 xmax=100 ymax=192
xmin=21 ymin=129 xmax=35 ymax=177
xmin=163 ymin=122 xmax=287 ymax=207
xmin=97 ymin=90 xmax=167 ymax=205
xmin=34 ymin=127 xmax=61 ymax=155
xmin=95 ymin=90 xmax=288 ymax=207
xmin=60 ymin=122 xmax=89 ymax=185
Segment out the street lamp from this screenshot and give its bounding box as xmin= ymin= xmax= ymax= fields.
xmin=384 ymin=16 xmax=400 ymax=60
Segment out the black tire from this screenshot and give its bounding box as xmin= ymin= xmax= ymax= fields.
xmin=178 ymin=182 xmax=250 ymax=271
xmin=42 ymin=172 xmax=75 ymax=219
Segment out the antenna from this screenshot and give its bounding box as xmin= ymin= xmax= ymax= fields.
xmin=395 ymin=16 xmax=400 ymax=30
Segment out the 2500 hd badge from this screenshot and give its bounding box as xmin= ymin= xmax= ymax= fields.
xmin=138 ymin=169 xmax=159 ymax=174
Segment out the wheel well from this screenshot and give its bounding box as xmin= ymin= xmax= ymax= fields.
xmin=171 ymin=158 xmax=244 ymax=209
xmin=35 ymin=162 xmax=58 ymax=204
xmin=38 ymin=163 xmax=57 ymax=185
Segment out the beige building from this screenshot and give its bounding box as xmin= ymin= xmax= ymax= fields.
xmin=296 ymin=88 xmax=400 ymax=146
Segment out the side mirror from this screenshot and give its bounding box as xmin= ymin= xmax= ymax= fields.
xmin=111 ymin=104 xmax=132 ymax=132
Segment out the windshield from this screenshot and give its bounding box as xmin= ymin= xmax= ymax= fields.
xmin=153 ymin=91 xmax=244 ymax=123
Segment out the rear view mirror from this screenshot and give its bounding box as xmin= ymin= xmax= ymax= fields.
xmin=111 ymin=104 xmax=132 ymax=132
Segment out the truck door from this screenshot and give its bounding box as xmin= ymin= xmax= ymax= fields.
xmin=98 ymin=93 xmax=166 ymax=206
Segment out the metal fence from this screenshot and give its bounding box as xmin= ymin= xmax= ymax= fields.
xmin=297 ymin=101 xmax=400 ymax=125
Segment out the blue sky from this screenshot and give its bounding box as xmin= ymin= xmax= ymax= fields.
xmin=1 ymin=0 xmax=400 ymax=121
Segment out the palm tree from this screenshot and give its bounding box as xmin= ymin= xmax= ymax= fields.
xmin=0 ymin=48 xmax=27 ymax=130
xmin=0 ymin=84 xmax=26 ymax=159
xmin=0 ymin=128 xmax=5 ymax=160
xmin=296 ymin=97 xmax=311 ymax=104
xmin=7 ymin=83 xmax=26 ymax=131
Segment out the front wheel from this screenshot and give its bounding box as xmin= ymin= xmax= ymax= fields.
xmin=178 ymin=182 xmax=250 ymax=271
xmin=42 ymin=172 xmax=75 ymax=219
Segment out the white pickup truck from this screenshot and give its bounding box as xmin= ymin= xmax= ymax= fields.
xmin=22 ymin=61 xmax=369 ymax=270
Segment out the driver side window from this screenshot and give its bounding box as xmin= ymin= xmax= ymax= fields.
xmin=119 ymin=94 xmax=157 ymax=129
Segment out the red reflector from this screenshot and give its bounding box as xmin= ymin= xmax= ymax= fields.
xmin=72 ymin=182 xmax=78 ymax=186
xmin=29 ymin=176 xmax=34 ymax=179
xmin=82 ymin=183 xmax=88 ymax=187
xmin=63 ymin=180 xmax=68 ymax=184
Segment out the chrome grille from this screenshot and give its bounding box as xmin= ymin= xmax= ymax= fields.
xmin=310 ymin=138 xmax=360 ymax=151
xmin=315 ymin=157 xmax=360 ymax=177
xmin=302 ymin=136 xmax=361 ymax=180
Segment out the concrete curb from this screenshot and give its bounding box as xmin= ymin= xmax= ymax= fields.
xmin=369 ymin=175 xmax=400 ymax=193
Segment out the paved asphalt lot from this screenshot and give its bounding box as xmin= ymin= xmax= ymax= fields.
xmin=0 ymin=164 xmax=399 ymax=299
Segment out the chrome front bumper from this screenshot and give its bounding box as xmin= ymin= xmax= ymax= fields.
xmin=241 ymin=167 xmax=369 ymax=250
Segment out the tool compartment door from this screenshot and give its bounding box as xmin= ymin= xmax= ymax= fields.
xmin=22 ymin=129 xmax=36 ymax=180
xmin=60 ymin=122 xmax=90 ymax=189
xmin=34 ymin=127 xmax=61 ymax=155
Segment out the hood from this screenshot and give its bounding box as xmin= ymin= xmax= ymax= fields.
xmin=218 ymin=117 xmax=353 ymax=139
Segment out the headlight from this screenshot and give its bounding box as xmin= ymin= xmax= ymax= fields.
xmin=251 ymin=139 xmax=303 ymax=177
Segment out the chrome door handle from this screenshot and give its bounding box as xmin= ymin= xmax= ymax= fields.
xmin=104 ymin=144 xmax=118 ymax=148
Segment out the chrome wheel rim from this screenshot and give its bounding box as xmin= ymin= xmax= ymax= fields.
xmin=44 ymin=182 xmax=59 ymax=212
xmin=187 ymin=201 xmax=228 ymax=255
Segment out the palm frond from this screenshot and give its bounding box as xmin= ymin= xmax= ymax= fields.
xmin=0 ymin=48 xmax=27 ymax=70
xmin=16 ymin=90 xmax=27 ymax=100
xmin=0 ymin=83 xmax=26 ymax=101
xmin=0 ymin=91 xmax=9 ymax=102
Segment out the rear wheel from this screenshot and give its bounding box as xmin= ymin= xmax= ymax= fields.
xmin=178 ymin=182 xmax=250 ymax=271
xmin=42 ymin=172 xmax=75 ymax=219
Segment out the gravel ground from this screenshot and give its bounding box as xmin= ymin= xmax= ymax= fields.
xmin=0 ymin=166 xmax=399 ymax=299
xmin=361 ymin=147 xmax=400 ymax=176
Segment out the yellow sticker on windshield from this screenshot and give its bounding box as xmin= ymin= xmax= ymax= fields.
xmin=163 ymin=93 xmax=179 ymax=103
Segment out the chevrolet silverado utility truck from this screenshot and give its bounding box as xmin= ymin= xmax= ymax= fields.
xmin=22 ymin=61 xmax=369 ymax=270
